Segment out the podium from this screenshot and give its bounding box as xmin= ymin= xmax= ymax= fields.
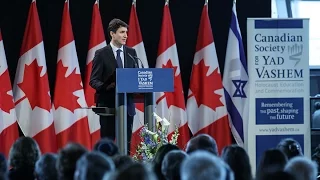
xmin=115 ymin=68 xmax=174 ymax=154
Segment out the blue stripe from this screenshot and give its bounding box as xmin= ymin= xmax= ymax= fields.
xmin=255 ymin=19 xmax=303 ymax=29
xmin=230 ymin=11 xmax=248 ymax=74
xmin=224 ymin=88 xmax=244 ymax=141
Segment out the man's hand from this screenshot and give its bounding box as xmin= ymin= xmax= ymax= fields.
xmin=106 ymin=82 xmax=115 ymax=90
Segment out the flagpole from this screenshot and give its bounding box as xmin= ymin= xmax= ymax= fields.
xmin=205 ymin=0 xmax=208 ymax=5
xmin=165 ymin=0 xmax=169 ymax=6
xmin=97 ymin=0 xmax=99 ymax=8
xmin=132 ymin=0 xmax=136 ymax=6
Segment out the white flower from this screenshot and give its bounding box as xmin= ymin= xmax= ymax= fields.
xmin=153 ymin=112 xmax=163 ymax=123
xmin=161 ymin=118 xmax=170 ymax=126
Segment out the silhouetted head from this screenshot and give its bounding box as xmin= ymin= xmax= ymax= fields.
xmin=94 ymin=138 xmax=119 ymax=157
xmin=112 ymin=155 xmax=134 ymax=170
xmin=185 ymin=134 xmax=218 ymax=155
xmin=35 ymin=153 xmax=58 ymax=180
xmin=285 ymin=156 xmax=318 ymax=180
xmin=277 ymin=138 xmax=303 ymax=160
xmin=56 ymin=143 xmax=88 ymax=180
xmin=256 ymin=149 xmax=288 ymax=180
xmin=180 ymin=150 xmax=234 ymax=180
xmin=74 ymin=151 xmax=115 ymax=180
xmin=153 ymin=144 xmax=179 ymax=180
xmin=8 ymin=137 xmax=41 ymax=170
xmin=161 ymin=150 xmax=188 ymax=180
xmin=107 ymin=162 xmax=157 ymax=180
xmin=221 ymin=144 xmax=252 ymax=180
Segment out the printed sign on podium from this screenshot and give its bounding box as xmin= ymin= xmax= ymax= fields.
xmin=116 ymin=68 xmax=174 ymax=93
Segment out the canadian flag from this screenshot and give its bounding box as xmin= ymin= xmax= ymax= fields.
xmin=84 ymin=1 xmax=106 ymax=148
xmin=53 ymin=0 xmax=91 ymax=149
xmin=12 ymin=0 xmax=57 ymax=153
xmin=155 ymin=2 xmax=190 ymax=148
xmin=186 ymin=2 xmax=232 ymax=153
xmin=0 ymin=31 xmax=19 ymax=157
xmin=126 ymin=1 xmax=149 ymax=156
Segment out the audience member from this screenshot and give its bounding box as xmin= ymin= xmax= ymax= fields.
xmin=185 ymin=134 xmax=218 ymax=155
xmin=112 ymin=155 xmax=134 ymax=170
xmin=93 ymin=138 xmax=119 ymax=157
xmin=152 ymin=144 xmax=179 ymax=180
xmin=56 ymin=143 xmax=87 ymax=180
xmin=104 ymin=162 xmax=157 ymax=180
xmin=221 ymin=144 xmax=253 ymax=180
xmin=8 ymin=136 xmax=41 ymax=180
xmin=74 ymin=151 xmax=115 ymax=180
xmin=180 ymin=150 xmax=234 ymax=180
xmin=255 ymin=149 xmax=287 ymax=180
xmin=35 ymin=153 xmax=58 ymax=180
xmin=285 ymin=156 xmax=318 ymax=180
xmin=161 ymin=150 xmax=188 ymax=180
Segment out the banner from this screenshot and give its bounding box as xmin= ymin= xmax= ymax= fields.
xmin=247 ymin=18 xmax=310 ymax=172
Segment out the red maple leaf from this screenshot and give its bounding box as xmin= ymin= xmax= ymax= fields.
xmin=189 ymin=59 xmax=224 ymax=111
xmin=159 ymin=60 xmax=185 ymax=110
xmin=17 ymin=60 xmax=51 ymax=112
xmin=54 ymin=60 xmax=82 ymax=112
xmin=0 ymin=70 xmax=15 ymax=113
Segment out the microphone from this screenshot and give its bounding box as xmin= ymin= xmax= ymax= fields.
xmin=128 ymin=53 xmax=145 ymax=68
xmin=135 ymin=56 xmax=145 ymax=68
xmin=127 ymin=53 xmax=139 ymax=68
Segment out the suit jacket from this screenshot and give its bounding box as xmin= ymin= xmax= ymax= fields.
xmin=89 ymin=44 xmax=137 ymax=116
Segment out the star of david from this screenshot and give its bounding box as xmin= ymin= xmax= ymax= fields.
xmin=232 ymin=80 xmax=247 ymax=98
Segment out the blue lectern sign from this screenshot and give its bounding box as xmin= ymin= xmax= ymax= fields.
xmin=116 ymin=68 xmax=174 ymax=93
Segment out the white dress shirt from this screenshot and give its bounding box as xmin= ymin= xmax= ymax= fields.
xmin=110 ymin=42 xmax=124 ymax=67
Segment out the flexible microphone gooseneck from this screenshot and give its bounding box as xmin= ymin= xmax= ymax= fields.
xmin=127 ymin=53 xmax=139 ymax=68
xmin=127 ymin=53 xmax=145 ymax=68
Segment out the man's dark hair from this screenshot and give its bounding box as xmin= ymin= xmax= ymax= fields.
xmin=112 ymin=155 xmax=134 ymax=170
xmin=185 ymin=134 xmax=218 ymax=155
xmin=8 ymin=136 xmax=41 ymax=169
xmin=56 ymin=143 xmax=87 ymax=180
xmin=153 ymin=144 xmax=179 ymax=180
xmin=161 ymin=150 xmax=188 ymax=180
xmin=35 ymin=153 xmax=58 ymax=180
xmin=107 ymin=18 xmax=128 ymax=38
xmin=93 ymin=138 xmax=119 ymax=157
xmin=74 ymin=151 xmax=115 ymax=180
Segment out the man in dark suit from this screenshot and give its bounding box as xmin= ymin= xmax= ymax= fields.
xmin=89 ymin=18 xmax=137 ymax=154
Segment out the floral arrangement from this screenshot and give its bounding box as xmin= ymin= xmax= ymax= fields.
xmin=133 ymin=112 xmax=179 ymax=162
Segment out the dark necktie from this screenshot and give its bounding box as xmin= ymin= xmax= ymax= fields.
xmin=116 ymin=49 xmax=123 ymax=68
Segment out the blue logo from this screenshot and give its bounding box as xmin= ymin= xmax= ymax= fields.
xmin=138 ymin=70 xmax=153 ymax=90
xmin=232 ymin=80 xmax=247 ymax=98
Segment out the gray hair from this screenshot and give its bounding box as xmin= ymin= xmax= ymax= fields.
xmin=180 ymin=150 xmax=234 ymax=180
xmin=285 ymin=156 xmax=318 ymax=180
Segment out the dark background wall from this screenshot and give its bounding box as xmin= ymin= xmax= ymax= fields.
xmin=0 ymin=0 xmax=271 ymax=100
